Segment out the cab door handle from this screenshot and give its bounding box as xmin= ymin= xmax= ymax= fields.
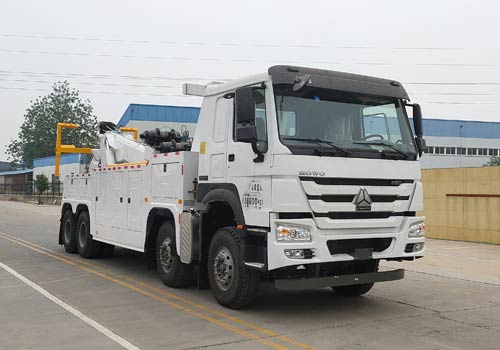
xmin=228 ymin=154 xmax=235 ymax=162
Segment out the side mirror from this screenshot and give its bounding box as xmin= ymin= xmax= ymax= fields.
xmin=411 ymin=103 xmax=425 ymax=156
xmin=412 ymin=103 xmax=423 ymax=138
xmin=235 ymin=125 xmax=257 ymax=143
xmin=235 ymin=87 xmax=255 ymax=125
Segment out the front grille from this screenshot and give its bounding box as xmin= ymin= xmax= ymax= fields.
xmin=315 ymin=211 xmax=415 ymax=220
xmin=300 ymin=177 xmax=414 ymax=186
xmin=307 ymin=194 xmax=410 ymax=203
xmin=278 ymin=212 xmax=314 ymax=220
xmin=300 ymin=176 xmax=415 ymax=228
xmin=327 ymin=238 xmax=393 ymax=255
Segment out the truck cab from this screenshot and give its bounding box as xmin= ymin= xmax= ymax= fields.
xmin=59 ymin=65 xmax=425 ymax=309
xmin=189 ymin=66 xmax=425 ymax=304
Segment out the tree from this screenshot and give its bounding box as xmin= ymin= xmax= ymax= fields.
xmin=6 ymin=81 xmax=99 ymax=167
xmin=485 ymin=156 xmax=500 ymax=166
xmin=34 ymin=174 xmax=49 ymax=204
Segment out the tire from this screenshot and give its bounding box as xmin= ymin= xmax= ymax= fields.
xmin=61 ymin=210 xmax=78 ymax=253
xmin=208 ymin=227 xmax=259 ymax=309
xmin=76 ymin=211 xmax=101 ymax=259
xmin=332 ymin=260 xmax=379 ymax=296
xmin=156 ymin=221 xmax=194 ymax=288
xmin=100 ymin=243 xmax=115 ymax=258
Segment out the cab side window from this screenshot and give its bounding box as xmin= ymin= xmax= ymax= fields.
xmin=233 ymin=88 xmax=267 ymax=152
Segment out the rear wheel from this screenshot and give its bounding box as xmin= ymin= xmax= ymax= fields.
xmin=76 ymin=211 xmax=101 ymax=259
xmin=332 ymin=260 xmax=379 ymax=296
xmin=156 ymin=221 xmax=194 ymax=288
xmin=61 ymin=210 xmax=78 ymax=253
xmin=208 ymin=227 xmax=259 ymax=309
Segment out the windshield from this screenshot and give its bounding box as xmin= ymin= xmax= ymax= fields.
xmin=274 ymin=87 xmax=417 ymax=160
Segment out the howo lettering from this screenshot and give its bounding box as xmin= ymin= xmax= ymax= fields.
xmin=58 ymin=66 xmax=426 ymax=309
xmin=299 ymin=171 xmax=326 ymax=176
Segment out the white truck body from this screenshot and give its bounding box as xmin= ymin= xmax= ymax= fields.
xmin=63 ymin=151 xmax=198 ymax=252
xmin=59 ymin=65 xmax=425 ymax=308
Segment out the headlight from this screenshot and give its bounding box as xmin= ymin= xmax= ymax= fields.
xmin=276 ymin=224 xmax=311 ymax=241
xmin=409 ymin=222 xmax=425 ymax=237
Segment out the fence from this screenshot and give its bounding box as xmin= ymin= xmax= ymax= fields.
xmin=0 ymin=181 xmax=63 ymax=201
xmin=422 ymin=166 xmax=500 ymax=244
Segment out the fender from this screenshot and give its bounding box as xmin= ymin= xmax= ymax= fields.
xmin=197 ymin=183 xmax=245 ymax=225
xmin=144 ymin=207 xmax=176 ymax=268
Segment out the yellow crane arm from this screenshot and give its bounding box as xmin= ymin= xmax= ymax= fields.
xmin=119 ymin=127 xmax=139 ymax=140
xmin=55 ymin=123 xmax=93 ymax=177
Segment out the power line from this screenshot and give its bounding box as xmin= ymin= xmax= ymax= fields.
xmin=0 ymin=33 xmax=473 ymax=51
xmin=0 ymin=70 xmax=213 ymax=81
xmin=3 ymin=70 xmax=500 ymax=86
xmin=421 ymin=101 xmax=500 ymax=105
xmin=405 ymin=82 xmax=500 ymax=85
xmin=0 ymin=77 xmax=180 ymax=89
xmin=0 ymin=86 xmax=197 ymax=98
xmin=411 ymin=92 xmax=500 ymax=96
xmin=1 ymin=86 xmax=499 ymax=104
xmin=0 ymin=48 xmax=496 ymax=68
xmin=4 ymin=77 xmax=500 ymax=97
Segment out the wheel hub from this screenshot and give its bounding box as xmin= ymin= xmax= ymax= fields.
xmin=159 ymin=237 xmax=174 ymax=273
xmin=213 ymin=246 xmax=234 ymax=291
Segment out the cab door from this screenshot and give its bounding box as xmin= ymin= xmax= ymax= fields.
xmin=226 ymin=86 xmax=271 ymax=227
xmin=209 ymin=96 xmax=230 ymax=181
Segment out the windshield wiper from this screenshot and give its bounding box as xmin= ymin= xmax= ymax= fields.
xmin=282 ymin=137 xmax=351 ymax=156
xmin=352 ymin=141 xmax=409 ymax=159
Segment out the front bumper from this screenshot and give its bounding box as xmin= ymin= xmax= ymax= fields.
xmin=275 ymin=268 xmax=405 ymax=290
xmin=267 ymin=215 xmax=425 ymax=270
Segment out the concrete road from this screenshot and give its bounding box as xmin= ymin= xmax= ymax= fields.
xmin=0 ymin=201 xmax=499 ymax=350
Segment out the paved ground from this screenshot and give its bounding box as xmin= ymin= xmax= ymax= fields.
xmin=0 ymin=201 xmax=499 ymax=350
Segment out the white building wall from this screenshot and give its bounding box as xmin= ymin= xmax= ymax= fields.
xmin=421 ymin=136 xmax=500 ymax=169
xmin=33 ymin=163 xmax=87 ymax=180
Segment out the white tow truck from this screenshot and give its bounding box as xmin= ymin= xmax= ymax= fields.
xmin=58 ymin=65 xmax=426 ymax=309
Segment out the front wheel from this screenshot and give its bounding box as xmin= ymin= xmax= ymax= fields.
xmin=208 ymin=227 xmax=259 ymax=309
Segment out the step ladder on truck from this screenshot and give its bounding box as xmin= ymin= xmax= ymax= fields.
xmin=58 ymin=65 xmax=426 ymax=309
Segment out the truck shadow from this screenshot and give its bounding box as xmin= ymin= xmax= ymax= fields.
xmin=94 ymin=248 xmax=403 ymax=318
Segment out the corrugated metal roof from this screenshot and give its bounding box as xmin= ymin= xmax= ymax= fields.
xmin=0 ymin=169 xmax=33 ymax=176
xmin=117 ymin=104 xmax=200 ymax=127
xmin=420 ymin=118 xmax=500 ymax=139
xmin=33 ymin=154 xmax=86 ymax=168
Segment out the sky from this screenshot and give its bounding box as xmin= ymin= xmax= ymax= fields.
xmin=1 ymin=0 xmax=499 ymax=161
